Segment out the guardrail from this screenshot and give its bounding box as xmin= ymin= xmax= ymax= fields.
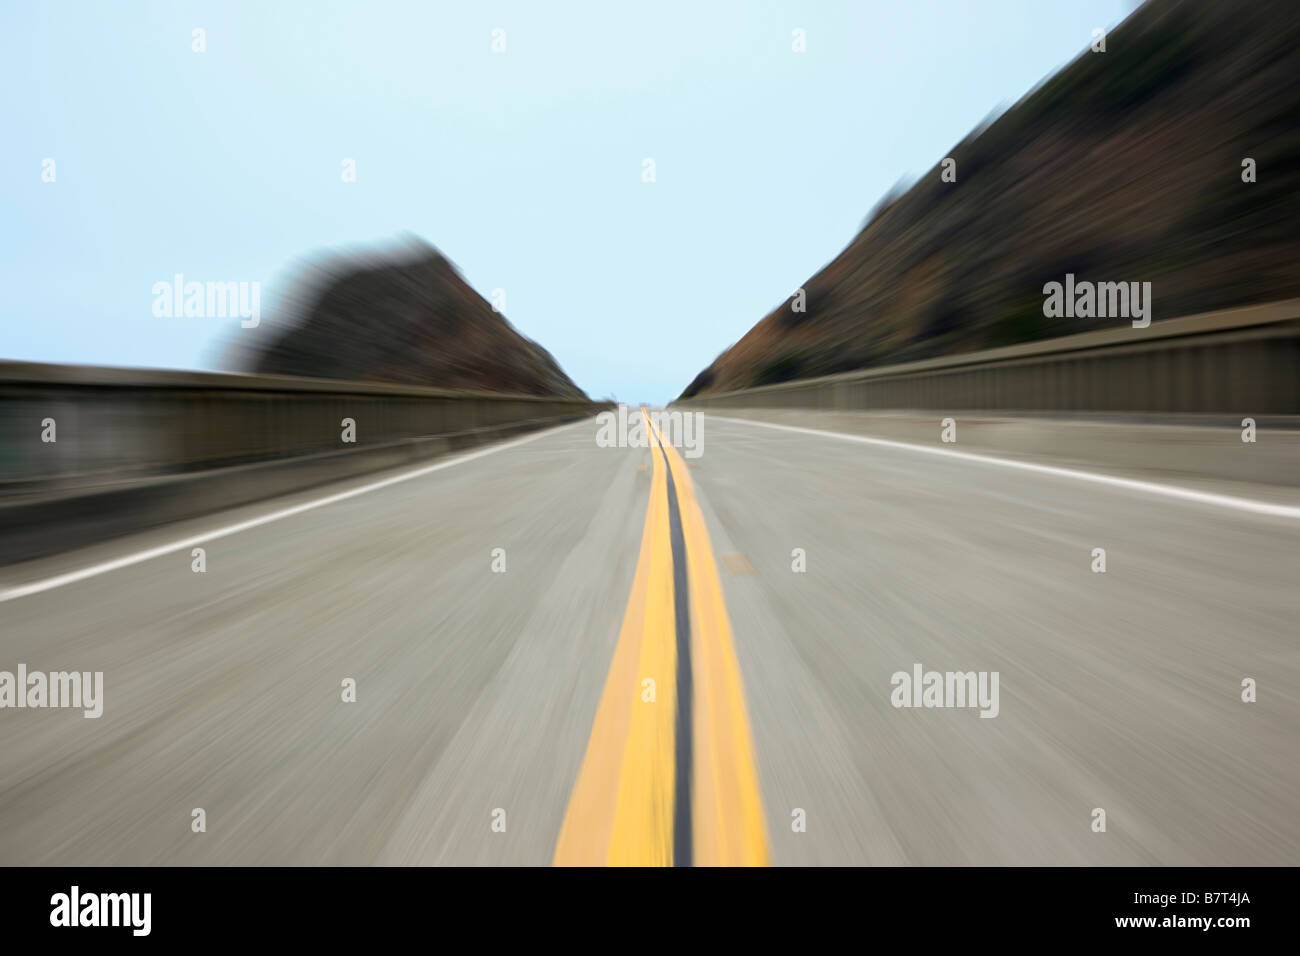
xmin=0 ymin=363 xmax=608 ymax=563
xmin=0 ymin=363 xmax=603 ymax=491
xmin=673 ymin=299 xmax=1300 ymax=415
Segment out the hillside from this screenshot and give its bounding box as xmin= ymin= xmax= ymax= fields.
xmin=238 ymin=241 xmax=586 ymax=398
xmin=681 ymin=0 xmax=1300 ymax=398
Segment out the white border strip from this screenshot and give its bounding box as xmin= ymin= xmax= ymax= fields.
xmin=0 ymin=419 xmax=585 ymax=604
xmin=707 ymin=414 xmax=1300 ymax=520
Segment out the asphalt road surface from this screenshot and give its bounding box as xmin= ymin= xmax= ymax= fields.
xmin=1 ymin=411 xmax=1296 ymax=865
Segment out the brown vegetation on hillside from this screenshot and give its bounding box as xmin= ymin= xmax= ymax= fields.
xmin=235 ymin=240 xmax=585 ymax=398
xmin=682 ymin=0 xmax=1300 ymax=397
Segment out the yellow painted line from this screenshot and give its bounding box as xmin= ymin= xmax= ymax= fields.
xmin=554 ymin=410 xmax=679 ymax=865
xmin=652 ymin=420 xmax=771 ymax=866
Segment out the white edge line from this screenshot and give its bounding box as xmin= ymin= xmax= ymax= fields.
xmin=0 ymin=418 xmax=588 ymax=604
xmin=706 ymin=414 xmax=1300 ymax=520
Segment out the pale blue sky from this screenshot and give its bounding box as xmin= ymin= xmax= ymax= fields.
xmin=1 ymin=0 xmax=1130 ymax=402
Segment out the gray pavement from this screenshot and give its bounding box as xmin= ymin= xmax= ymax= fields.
xmin=1 ymin=412 xmax=1296 ymax=865
xmin=695 ymin=413 xmax=1299 ymax=864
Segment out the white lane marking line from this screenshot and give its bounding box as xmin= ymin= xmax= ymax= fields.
xmin=0 ymin=419 xmax=589 ymax=604
xmin=707 ymin=415 xmax=1300 ymax=520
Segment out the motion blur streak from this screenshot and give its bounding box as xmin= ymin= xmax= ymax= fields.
xmin=707 ymin=416 xmax=1300 ymax=521
xmin=555 ymin=412 xmax=769 ymax=866
xmin=555 ymin=411 xmax=677 ymax=866
xmin=0 ymin=421 xmax=577 ymax=604
xmin=650 ymin=417 xmax=770 ymax=867
xmin=0 ymin=413 xmax=1297 ymax=864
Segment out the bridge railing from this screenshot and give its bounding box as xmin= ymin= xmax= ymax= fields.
xmin=0 ymin=363 xmax=610 ymax=563
xmin=673 ymin=299 xmax=1300 ymax=416
xmin=0 ymin=363 xmax=604 ymax=492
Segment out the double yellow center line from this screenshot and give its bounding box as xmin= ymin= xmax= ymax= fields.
xmin=554 ymin=410 xmax=769 ymax=866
